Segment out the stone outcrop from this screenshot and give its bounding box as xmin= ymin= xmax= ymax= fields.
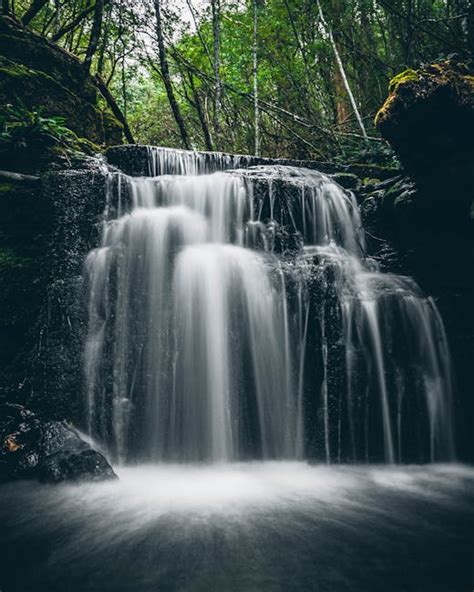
xmin=105 ymin=144 xmax=398 ymax=181
xmin=0 ymin=157 xmax=107 ymax=423
xmin=375 ymin=60 xmax=474 ymax=181
xmin=362 ymin=61 xmax=474 ymax=460
xmin=0 ymin=403 xmax=116 ymax=483
xmin=0 ymin=15 xmax=123 ymax=153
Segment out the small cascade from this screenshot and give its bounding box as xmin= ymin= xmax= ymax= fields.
xmin=84 ymin=150 xmax=455 ymax=464
xmin=147 ymin=146 xmax=256 ymax=176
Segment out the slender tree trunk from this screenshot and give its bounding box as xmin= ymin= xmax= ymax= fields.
xmin=154 ymin=0 xmax=191 ymax=149
xmin=83 ymin=0 xmax=103 ymax=73
xmin=185 ymin=0 xmax=213 ymax=66
xmin=94 ymin=75 xmax=135 ymax=144
xmin=52 ymin=1 xmax=98 ymax=42
xmin=466 ymin=0 xmax=474 ymax=54
xmin=188 ymin=73 xmax=214 ymax=151
xmin=316 ymin=0 xmax=368 ymax=138
xmin=97 ymin=2 xmax=112 ymax=76
xmin=252 ymin=0 xmax=260 ymax=156
xmin=53 ymin=0 xmax=60 ymax=34
xmin=1 ymin=0 xmax=9 ymax=16
xmin=211 ymin=0 xmax=222 ymax=149
xmin=121 ymin=54 xmax=127 ymax=119
xmin=22 ymin=0 xmax=48 ymax=25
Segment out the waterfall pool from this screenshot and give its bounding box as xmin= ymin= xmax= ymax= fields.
xmin=0 ymin=462 xmax=472 ymax=591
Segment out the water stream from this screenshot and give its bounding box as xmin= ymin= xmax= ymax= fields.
xmin=0 ymin=147 xmax=470 ymax=592
xmin=84 ymin=147 xmax=455 ymax=464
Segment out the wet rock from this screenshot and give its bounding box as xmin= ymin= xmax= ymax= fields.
xmin=39 ymin=449 xmax=116 ymax=483
xmin=330 ymin=172 xmax=360 ymax=191
xmin=105 ymin=144 xmax=398 ymax=179
xmin=0 ymin=403 xmax=116 ymax=483
xmin=359 ymin=167 xmax=474 ymax=462
xmin=0 ymin=163 xmax=108 ymax=420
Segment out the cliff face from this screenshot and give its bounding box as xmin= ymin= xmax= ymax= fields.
xmin=0 ymin=15 xmax=123 ymax=151
xmin=362 ymin=60 xmax=474 ymax=460
xmin=0 ymin=159 xmax=107 ymax=420
xmin=0 ymin=15 xmax=125 ymax=414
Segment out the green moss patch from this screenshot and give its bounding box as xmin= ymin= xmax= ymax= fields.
xmin=388 ymin=69 xmax=420 ymax=93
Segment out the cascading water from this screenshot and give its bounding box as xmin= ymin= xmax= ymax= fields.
xmin=84 ymin=148 xmax=455 ymax=464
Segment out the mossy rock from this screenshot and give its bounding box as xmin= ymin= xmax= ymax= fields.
xmin=387 ymin=69 xmax=420 ymax=94
xmin=375 ymin=60 xmax=474 ymax=181
xmin=0 ymin=16 xmax=123 ymax=150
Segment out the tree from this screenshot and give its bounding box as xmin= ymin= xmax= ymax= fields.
xmin=153 ymin=0 xmax=191 ymax=149
xmin=83 ymin=0 xmax=104 ymax=73
xmin=252 ymin=0 xmax=260 ymax=156
xmin=4 ymin=0 xmax=467 ymax=157
xmin=317 ymin=0 xmax=368 ymax=139
xmin=211 ymin=0 xmax=222 ymax=149
xmin=22 ymin=0 xmax=49 ymax=25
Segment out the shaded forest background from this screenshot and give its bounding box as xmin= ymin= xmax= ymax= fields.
xmin=2 ymin=0 xmax=473 ymax=159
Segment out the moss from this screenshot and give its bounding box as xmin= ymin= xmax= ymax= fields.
xmin=362 ymin=177 xmax=382 ymax=186
xmin=0 ymin=248 xmax=33 ymax=269
xmin=100 ymin=110 xmax=124 ymax=145
xmin=375 ymin=60 xmax=474 ymax=139
xmin=375 ymin=69 xmax=421 ymax=126
xmin=0 ymin=16 xmax=124 ymax=148
xmin=0 ymin=58 xmax=123 ymax=148
xmin=0 ymin=183 xmax=14 ymax=194
xmin=374 ymin=93 xmax=396 ymax=127
xmin=388 ymin=69 xmax=420 ymax=93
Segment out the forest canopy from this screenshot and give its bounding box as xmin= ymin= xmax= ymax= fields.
xmin=2 ymin=0 xmax=473 ymax=159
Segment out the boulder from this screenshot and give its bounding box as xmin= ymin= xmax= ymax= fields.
xmin=375 ymin=60 xmax=474 ymax=180
xmin=39 ymin=449 xmax=116 ymax=483
xmin=0 ymin=403 xmax=116 ymax=483
xmin=0 ymin=15 xmax=123 ymax=150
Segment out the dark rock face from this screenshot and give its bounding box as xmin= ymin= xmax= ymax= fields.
xmin=360 ymin=174 xmax=474 ymax=461
xmin=0 ymin=15 xmax=123 ymax=149
xmin=375 ymin=60 xmax=474 ymax=179
xmin=39 ymin=449 xmax=116 ymax=483
xmin=0 ymin=159 xmax=108 ymax=426
xmin=366 ymin=61 xmax=474 ymax=461
xmin=0 ymin=403 xmax=116 ymax=483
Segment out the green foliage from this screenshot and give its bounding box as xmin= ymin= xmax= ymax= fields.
xmin=7 ymin=0 xmax=471 ymax=159
xmin=0 ymin=104 xmax=74 ymax=152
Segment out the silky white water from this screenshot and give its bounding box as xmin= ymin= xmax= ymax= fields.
xmin=1 ymin=463 xmax=472 ymax=591
xmin=84 ymin=149 xmax=455 ymax=464
xmin=0 ymin=147 xmax=468 ymax=592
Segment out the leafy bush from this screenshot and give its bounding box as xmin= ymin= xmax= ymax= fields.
xmin=0 ymin=104 xmax=75 ymax=153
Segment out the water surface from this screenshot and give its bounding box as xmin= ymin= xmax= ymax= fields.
xmin=0 ymin=463 xmax=472 ymax=591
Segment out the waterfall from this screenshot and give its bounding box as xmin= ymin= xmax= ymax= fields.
xmin=84 ymin=149 xmax=455 ymax=464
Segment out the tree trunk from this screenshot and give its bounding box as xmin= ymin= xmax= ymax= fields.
xmin=1 ymin=0 xmax=9 ymax=15
xmin=211 ymin=0 xmax=222 ymax=149
xmin=252 ymin=0 xmax=260 ymax=156
xmin=52 ymin=1 xmax=98 ymax=43
xmin=466 ymin=0 xmax=474 ymax=54
xmin=317 ymin=0 xmax=368 ymax=138
xmin=154 ymin=0 xmax=191 ymax=149
xmin=22 ymin=0 xmax=49 ymax=25
xmin=189 ymin=74 xmax=214 ymax=151
xmin=94 ymin=75 xmax=136 ymax=144
xmin=83 ymin=0 xmax=104 ymax=73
